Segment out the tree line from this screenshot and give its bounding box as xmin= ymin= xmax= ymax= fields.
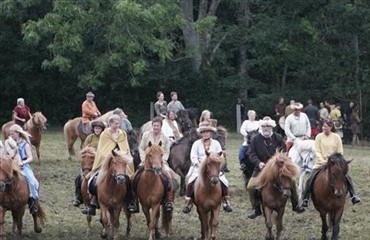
xmin=1 ymin=0 xmax=370 ymax=137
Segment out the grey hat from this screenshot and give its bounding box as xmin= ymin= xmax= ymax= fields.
xmin=86 ymin=91 xmax=95 ymax=97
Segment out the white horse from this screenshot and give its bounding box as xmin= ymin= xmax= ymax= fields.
xmin=288 ymin=138 xmax=316 ymax=204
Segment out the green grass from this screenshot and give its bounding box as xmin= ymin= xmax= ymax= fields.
xmin=2 ymin=130 xmax=370 ymax=239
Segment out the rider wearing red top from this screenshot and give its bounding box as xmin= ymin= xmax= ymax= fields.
xmin=13 ymin=98 xmax=32 ymax=127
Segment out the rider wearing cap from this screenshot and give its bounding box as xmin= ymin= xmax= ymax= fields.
xmin=82 ymin=91 xmax=101 ymax=135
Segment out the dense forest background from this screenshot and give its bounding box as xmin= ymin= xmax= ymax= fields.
xmin=1 ymin=0 xmax=370 ymax=136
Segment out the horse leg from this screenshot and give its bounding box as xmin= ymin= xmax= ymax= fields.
xmin=275 ymin=209 xmax=285 ymax=240
xmin=67 ymin=134 xmax=77 ymax=161
xmin=263 ymin=207 xmax=274 ymax=240
xmin=0 ymin=208 xmax=6 ymax=240
xmin=35 ymin=145 xmax=41 ymax=163
xmin=100 ymin=205 xmax=109 ymax=239
xmin=109 ymin=207 xmax=121 ymax=240
xmin=179 ymin=173 xmax=186 ymax=196
xmin=198 ymin=209 xmax=208 ymax=240
xmin=154 ymin=207 xmax=161 ymax=239
xmin=11 ymin=209 xmax=23 ymax=236
xmin=319 ymin=211 xmax=328 ymax=240
xmin=210 ymin=207 xmax=220 ymax=240
xmin=122 ymin=206 xmax=132 ymax=237
xmin=298 ymin=172 xmax=306 ymax=204
xmin=331 ymin=208 xmax=344 ymax=240
xmin=32 ymin=204 xmax=43 ymax=233
xmin=142 ymin=205 xmax=153 ymax=240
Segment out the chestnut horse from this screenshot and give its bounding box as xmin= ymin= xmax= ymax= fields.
xmin=79 ymin=147 xmax=96 ymax=233
xmin=168 ymin=126 xmax=227 ymax=196
xmin=193 ymin=151 xmax=223 ymax=240
xmin=311 ymin=153 xmax=350 ymax=240
xmin=97 ymin=149 xmax=133 ymax=240
xmin=0 ymin=155 xmax=46 ymax=240
xmin=258 ymin=152 xmax=299 ymax=240
xmin=2 ymin=111 xmax=47 ymax=162
xmin=137 ymin=142 xmax=172 ymax=240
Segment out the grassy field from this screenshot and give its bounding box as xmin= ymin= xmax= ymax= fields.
xmin=2 ymin=129 xmax=370 ymax=240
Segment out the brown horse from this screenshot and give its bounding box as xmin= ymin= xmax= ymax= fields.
xmin=137 ymin=142 xmax=172 ymax=240
xmin=193 ymin=151 xmax=223 ymax=240
xmin=0 ymin=155 xmax=46 ymax=240
xmin=168 ymin=126 xmax=228 ymax=196
xmin=97 ymin=149 xmax=133 ymax=240
xmin=63 ymin=117 xmax=87 ymax=160
xmin=311 ymin=153 xmax=350 ymax=240
xmin=2 ymin=112 xmax=47 ymax=162
xmin=79 ymin=147 xmax=96 ymax=233
xmin=258 ymin=152 xmax=299 ymax=240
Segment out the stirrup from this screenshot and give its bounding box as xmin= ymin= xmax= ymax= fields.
xmin=223 ymin=204 xmax=233 ymax=213
xmin=164 ymin=202 xmax=173 ymax=212
xmin=182 ymin=205 xmax=192 ymax=214
xmin=81 ymin=206 xmax=96 ymax=216
xmin=351 ymin=196 xmax=362 ymax=205
xmin=247 ymin=208 xmax=262 ymax=219
xmin=128 ymin=201 xmax=139 ymax=213
xmin=73 ymin=199 xmax=81 ymax=207
xmin=302 ymin=199 xmax=309 ymax=208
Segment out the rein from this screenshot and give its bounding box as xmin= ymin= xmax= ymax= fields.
xmin=0 ymin=176 xmax=15 ymax=192
xmin=273 ymin=175 xmax=291 ymax=194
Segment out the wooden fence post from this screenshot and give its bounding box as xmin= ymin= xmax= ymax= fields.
xmin=236 ymin=104 xmax=241 ymax=132
xmin=150 ymin=102 xmax=154 ymax=120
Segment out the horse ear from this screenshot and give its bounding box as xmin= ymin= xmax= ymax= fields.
xmin=346 ymin=158 xmax=353 ymax=164
xmin=158 ymin=141 xmax=162 ymax=147
xmin=148 ymin=141 xmax=152 ymax=147
xmin=205 ymin=151 xmax=210 ymax=156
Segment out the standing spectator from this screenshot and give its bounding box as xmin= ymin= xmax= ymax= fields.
xmin=330 ymin=103 xmax=343 ymax=138
xmin=81 ymin=91 xmax=101 ymax=135
xmin=350 ymin=106 xmax=361 ymax=147
xmin=154 ymin=91 xmax=167 ymax=118
xmin=344 ymin=101 xmax=355 ymax=144
xmin=167 ymin=91 xmax=185 ymax=113
xmin=274 ymin=96 xmax=286 ymax=136
xmin=13 ymin=98 xmax=32 ymax=128
xmin=301 ymin=119 xmax=361 ymax=207
xmin=304 ymin=99 xmax=319 ymax=138
xmin=246 ymin=116 xmax=304 ymax=219
xmin=284 ymin=102 xmax=311 ymax=151
xmin=199 ymin=109 xmax=217 ymax=127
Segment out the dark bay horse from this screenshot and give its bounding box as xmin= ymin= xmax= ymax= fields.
xmin=258 ymin=152 xmax=299 ymax=240
xmin=311 ymin=153 xmax=350 ymax=240
xmin=0 ymin=155 xmax=46 ymax=240
xmin=193 ymin=151 xmax=223 ymax=240
xmin=168 ymin=126 xmax=228 ymax=196
xmin=2 ymin=112 xmax=47 ymax=162
xmin=137 ymin=142 xmax=172 ymax=240
xmin=97 ymin=149 xmax=133 ymax=240
xmin=168 ymin=128 xmax=199 ymax=196
xmin=79 ymin=147 xmax=96 ymax=233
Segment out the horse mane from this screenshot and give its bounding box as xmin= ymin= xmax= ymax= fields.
xmin=198 ymin=152 xmax=222 ymax=188
xmin=80 ymin=146 xmax=96 ymax=158
xmin=97 ymin=149 xmax=131 ymax=183
xmin=258 ymin=151 xmax=299 ymax=189
xmin=296 ymin=139 xmax=315 ymax=152
xmin=0 ymin=155 xmax=23 ymax=182
xmin=216 ymin=126 xmax=228 ymax=138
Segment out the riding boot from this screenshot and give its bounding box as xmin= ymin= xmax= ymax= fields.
xmin=182 ymin=181 xmax=194 ymax=214
xmin=346 ymin=175 xmax=362 ymax=205
xmin=302 ymin=168 xmax=319 ymax=207
xmin=247 ymin=202 xmax=262 ymax=219
xmin=291 ymin=183 xmax=305 ymax=213
xmin=28 ymin=198 xmax=38 ymax=215
xmin=73 ymin=173 xmax=83 ymax=207
xmin=164 ymin=188 xmax=174 ymax=212
xmin=81 ymin=195 xmax=97 ymax=216
xmin=221 ymin=183 xmax=233 ymax=212
xmin=126 ymin=175 xmax=139 ymax=213
xmin=128 ymin=167 xmax=144 ymax=213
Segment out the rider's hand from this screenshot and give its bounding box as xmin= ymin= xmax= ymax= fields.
xmin=259 ymin=162 xmax=265 ymax=170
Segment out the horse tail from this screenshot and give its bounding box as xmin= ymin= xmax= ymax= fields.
xmin=161 ymin=206 xmax=172 ymax=236
xmin=36 ymin=202 xmax=46 ymax=225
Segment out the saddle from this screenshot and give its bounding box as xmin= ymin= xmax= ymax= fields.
xmin=78 ymin=120 xmax=91 ymax=135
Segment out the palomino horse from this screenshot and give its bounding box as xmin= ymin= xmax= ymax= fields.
xmin=0 ymin=155 xmax=46 ymax=240
xmin=288 ymin=138 xmax=315 ymax=204
xmin=2 ymin=112 xmax=47 ymax=162
xmin=311 ymin=153 xmax=350 ymax=240
xmin=193 ymin=151 xmax=223 ymax=240
xmin=168 ymin=128 xmax=199 ymax=196
xmin=79 ymin=147 xmax=96 ymax=233
xmin=137 ymin=142 xmax=172 ymax=240
xmin=97 ymin=149 xmax=133 ymax=240
xmin=168 ymin=126 xmax=228 ymax=196
xmin=258 ymin=152 xmax=299 ymax=240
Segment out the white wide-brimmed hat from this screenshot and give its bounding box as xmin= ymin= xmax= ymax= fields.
xmin=291 ymin=102 xmax=304 ymax=110
xmin=9 ymin=124 xmax=32 ymax=144
xmin=259 ymin=116 xmax=276 ymax=128
xmin=197 ymin=121 xmax=217 ymax=133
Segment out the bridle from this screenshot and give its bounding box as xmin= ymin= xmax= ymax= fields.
xmin=0 ymin=176 xmax=14 ymax=192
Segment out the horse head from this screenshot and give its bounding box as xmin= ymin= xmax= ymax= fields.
xmin=204 ymin=151 xmax=223 ymax=186
xmin=104 ymin=149 xmax=131 ymax=184
xmin=0 ymin=156 xmax=18 ymax=192
xmin=31 ymin=112 xmax=47 ymax=130
xmin=145 ymin=141 xmax=164 ymax=175
xmin=327 ymin=153 xmax=349 ymax=197
xmin=176 ymin=110 xmax=193 ymax=133
xmin=80 ymin=147 xmax=96 ymax=177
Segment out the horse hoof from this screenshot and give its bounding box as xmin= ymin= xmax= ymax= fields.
xmin=179 ymin=189 xmax=185 ymax=196
xmin=155 ymin=231 xmax=161 ymax=239
xmin=100 ymin=233 xmax=107 ymax=239
xmin=34 ymin=227 xmax=42 ymax=233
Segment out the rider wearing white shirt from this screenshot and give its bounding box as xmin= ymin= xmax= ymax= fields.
xmin=162 ymin=110 xmax=182 ymax=145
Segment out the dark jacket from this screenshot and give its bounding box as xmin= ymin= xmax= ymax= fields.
xmin=248 ymin=132 xmax=286 ymax=177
